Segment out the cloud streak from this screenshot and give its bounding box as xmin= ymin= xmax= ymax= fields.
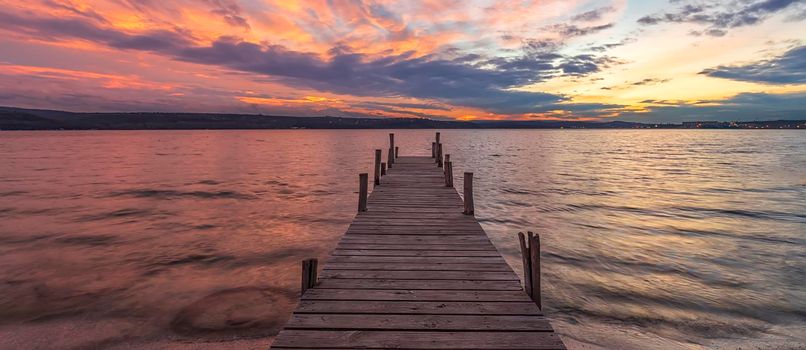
xmin=700 ymin=45 xmax=806 ymax=84
xmin=638 ymin=0 xmax=803 ymax=36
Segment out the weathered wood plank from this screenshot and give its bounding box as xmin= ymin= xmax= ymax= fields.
xmin=285 ymin=314 xmax=553 ymax=331
xmin=327 ymin=256 xmax=507 ymax=264
xmin=272 ymin=330 xmax=566 ymax=349
xmin=336 ymin=244 xmax=497 ymax=251
xmin=301 ymin=289 xmax=532 ymax=302
xmin=294 ymin=300 xmax=543 ymax=315
xmin=333 ymin=249 xmax=501 ymax=257
xmin=323 ymin=263 xmax=512 ymax=271
xmin=319 ymin=269 xmax=520 ymax=281
xmin=316 ymin=278 xmax=524 ymax=291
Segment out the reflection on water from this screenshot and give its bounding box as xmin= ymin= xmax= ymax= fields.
xmin=0 ymin=130 xmax=804 ymax=349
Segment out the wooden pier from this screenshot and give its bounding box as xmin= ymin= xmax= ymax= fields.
xmin=271 ymin=134 xmax=566 ymax=350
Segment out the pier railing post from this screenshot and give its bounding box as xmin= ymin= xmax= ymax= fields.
xmin=463 ymin=172 xmax=474 ymax=215
xmin=443 ymin=154 xmax=450 ymax=177
xmin=517 ymin=231 xmax=541 ymax=309
xmin=358 ymin=173 xmax=368 ymax=212
xmin=435 ymin=132 xmax=441 ymax=163
xmin=431 ymin=142 xmax=436 ymax=158
xmin=381 ymin=162 xmax=386 ymax=176
xmin=395 ymin=146 xmax=399 ymax=158
xmin=530 ymin=232 xmax=541 ymax=310
xmin=389 ymin=133 xmax=395 ymax=166
xmin=437 ymin=143 xmax=443 ymax=168
xmin=445 ymin=161 xmax=453 ymax=187
xmin=301 ymin=258 xmax=318 ymax=295
xmin=374 ymin=149 xmax=381 ymax=186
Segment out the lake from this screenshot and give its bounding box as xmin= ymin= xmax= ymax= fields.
xmin=0 ymin=130 xmax=804 ymax=349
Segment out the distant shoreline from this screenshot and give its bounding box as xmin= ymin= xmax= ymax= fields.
xmin=2 ymin=106 xmax=804 ymax=130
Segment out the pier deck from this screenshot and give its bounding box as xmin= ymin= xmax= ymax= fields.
xmin=271 ymin=155 xmax=566 ymax=349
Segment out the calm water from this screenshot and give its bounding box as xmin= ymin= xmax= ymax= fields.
xmin=0 ymin=130 xmax=804 ymax=350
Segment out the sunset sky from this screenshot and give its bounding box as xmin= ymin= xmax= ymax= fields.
xmin=0 ymin=0 xmax=804 ymax=122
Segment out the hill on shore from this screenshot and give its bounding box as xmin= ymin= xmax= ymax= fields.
xmin=1 ymin=106 xmax=802 ymax=130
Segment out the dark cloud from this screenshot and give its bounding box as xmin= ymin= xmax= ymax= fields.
xmin=0 ymin=10 xmax=571 ymax=115
xmin=631 ymin=78 xmax=670 ymax=86
xmin=619 ymin=92 xmax=806 ymax=122
xmin=557 ymin=54 xmax=620 ymax=76
xmin=203 ymin=0 xmax=251 ymax=30
xmin=361 ymin=101 xmax=452 ymax=111
xmin=700 ymin=45 xmax=806 ymax=84
xmin=571 ymin=6 xmax=615 ymax=22
xmin=638 ymin=0 xmax=802 ymax=36
xmin=544 ymin=23 xmax=614 ymax=38
xmin=602 ymin=77 xmax=670 ymax=90
xmin=0 ymin=10 xmax=194 ymax=51
xmin=42 ymin=0 xmax=109 ymax=24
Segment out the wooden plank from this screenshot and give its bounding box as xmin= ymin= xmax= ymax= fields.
xmin=323 ymin=263 xmax=512 ymax=271
xmin=319 ymin=270 xmax=520 ymax=281
xmin=285 ymin=314 xmax=553 ymax=331
xmin=295 ymin=300 xmax=543 ymax=315
xmin=335 ymin=244 xmax=497 ymax=251
xmin=327 ymin=256 xmax=507 ymax=264
xmin=316 ymin=278 xmax=524 ymax=291
xmin=271 ymin=330 xmax=566 ymax=349
xmin=340 ymin=234 xmax=491 ymax=242
xmin=333 ymin=249 xmax=501 ymax=257
xmin=301 ymin=289 xmax=532 ymax=302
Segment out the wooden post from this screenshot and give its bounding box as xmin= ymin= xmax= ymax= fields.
xmin=389 ymin=133 xmax=395 ymax=166
xmin=358 ymin=173 xmax=368 ymax=212
xmin=387 ymin=148 xmax=394 ymax=169
xmin=517 ymin=232 xmax=533 ymax=298
xmin=437 ymin=143 xmax=443 ymax=168
xmin=517 ymin=231 xmax=541 ymax=308
xmin=444 ymin=161 xmax=453 ymax=187
xmin=431 ymin=142 xmax=436 ymax=158
xmin=434 ymin=133 xmax=441 ymax=163
xmin=529 ymin=232 xmax=542 ymax=310
xmin=463 ymin=172 xmax=474 ymax=215
xmin=381 ymin=162 xmax=386 ymax=176
xmin=374 ymin=149 xmax=381 ymax=186
xmin=443 ymin=154 xmax=450 ymax=177
xmin=301 ymin=258 xmax=318 ymax=295
xmin=395 ymin=146 xmax=399 ymax=158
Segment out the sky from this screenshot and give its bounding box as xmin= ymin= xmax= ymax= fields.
xmin=0 ymin=0 xmax=804 ymax=122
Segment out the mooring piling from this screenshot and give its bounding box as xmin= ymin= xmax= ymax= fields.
xmin=518 ymin=232 xmax=542 ymax=309
xmin=358 ymin=173 xmax=368 ymax=212
xmin=444 ymin=160 xmax=453 ymax=187
xmin=374 ymin=149 xmax=382 ymax=186
xmin=437 ymin=143 xmax=443 ymax=168
xmin=300 ymin=258 xmax=318 ymax=295
xmin=463 ymin=172 xmax=474 ymax=215
xmin=389 ymin=133 xmax=395 ymax=167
